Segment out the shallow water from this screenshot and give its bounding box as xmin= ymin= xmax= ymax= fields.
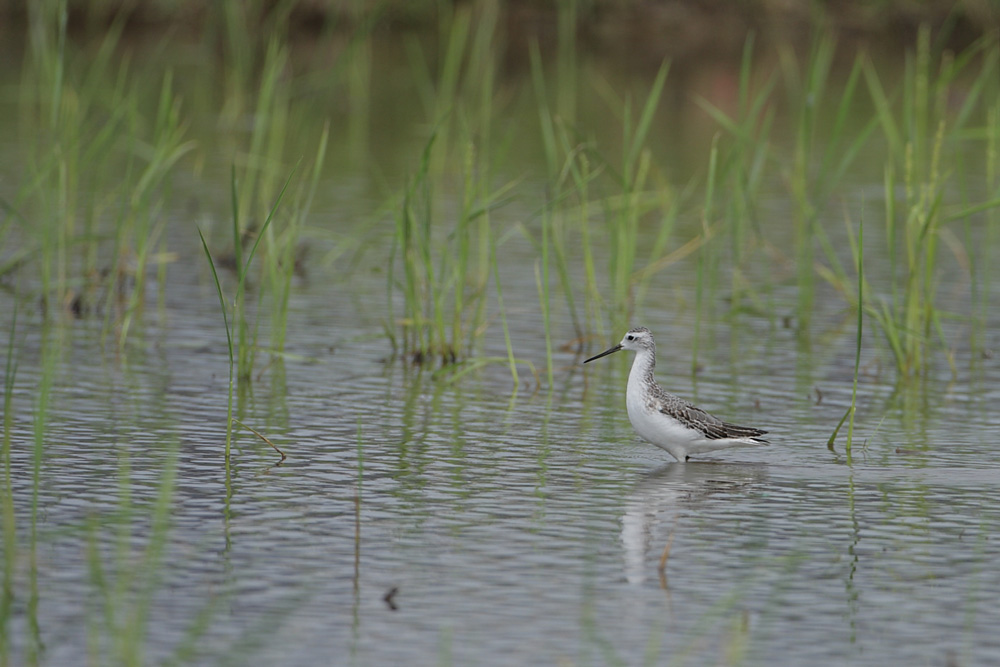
xmin=4 ymin=233 xmax=999 ymax=665
xmin=3 ymin=24 xmax=1000 ymax=667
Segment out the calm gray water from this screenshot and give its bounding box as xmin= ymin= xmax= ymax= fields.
xmin=2 ymin=28 xmax=1000 ymax=665
xmin=4 ymin=197 xmax=1000 ymax=666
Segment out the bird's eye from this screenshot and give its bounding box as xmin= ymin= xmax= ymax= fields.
xmin=627 ymin=335 xmax=634 ymax=341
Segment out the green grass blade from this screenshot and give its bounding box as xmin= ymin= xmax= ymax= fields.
xmin=196 ymin=225 xmax=235 ymax=467
xmin=845 ymin=211 xmax=863 ymax=461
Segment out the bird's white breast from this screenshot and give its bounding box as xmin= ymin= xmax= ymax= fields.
xmin=625 ymin=352 xmax=700 ymax=454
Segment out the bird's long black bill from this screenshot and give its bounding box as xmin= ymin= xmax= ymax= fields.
xmin=583 ymin=344 xmax=622 ymax=363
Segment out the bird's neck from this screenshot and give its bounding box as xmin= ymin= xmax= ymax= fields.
xmin=628 ymin=349 xmax=656 ymax=389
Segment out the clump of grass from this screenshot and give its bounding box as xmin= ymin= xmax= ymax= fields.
xmin=14 ymin=1 xmax=196 ymax=335
xmin=531 ymin=49 xmax=678 ymax=351
xmin=21 ymin=0 xmax=116 ymax=313
xmin=209 ymin=26 xmax=329 ymax=377
xmin=857 ymin=28 xmax=951 ymax=377
xmin=113 ymin=69 xmax=196 ymax=346
xmin=383 ymin=2 xmax=529 ymax=369
xmin=528 ymin=40 xmax=595 ymax=344
xmin=695 ymin=34 xmax=774 ymax=317
xmin=876 ymin=31 xmax=1000 ymax=377
xmin=595 ymin=60 xmax=671 ymax=334
xmin=781 ymin=33 xmax=858 ymax=339
xmin=264 ymin=121 xmax=330 ymax=358
xmin=701 ymin=34 xmax=876 ymax=339
xmin=817 ymin=30 xmax=1000 ymax=379
xmin=387 ymin=131 xmax=516 ymax=365
xmin=232 ymin=37 xmax=292 ymax=232
xmin=384 ymin=6 xmax=519 ymax=364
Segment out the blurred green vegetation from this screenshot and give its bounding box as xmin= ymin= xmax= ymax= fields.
xmin=0 ymin=0 xmax=997 ymax=382
xmin=3 ymin=0 xmax=999 ymax=41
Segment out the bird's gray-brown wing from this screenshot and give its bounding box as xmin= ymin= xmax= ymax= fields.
xmin=657 ymin=391 xmax=768 ymax=441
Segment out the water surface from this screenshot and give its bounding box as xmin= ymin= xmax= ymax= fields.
xmin=2 ymin=26 xmax=1000 ymax=667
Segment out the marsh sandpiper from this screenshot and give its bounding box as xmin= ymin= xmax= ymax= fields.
xmin=584 ymin=327 xmax=768 ymax=461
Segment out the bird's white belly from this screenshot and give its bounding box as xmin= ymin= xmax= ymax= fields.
xmin=623 ymin=357 xmax=709 ymax=460
xmin=626 ymin=399 xmax=700 ymax=448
